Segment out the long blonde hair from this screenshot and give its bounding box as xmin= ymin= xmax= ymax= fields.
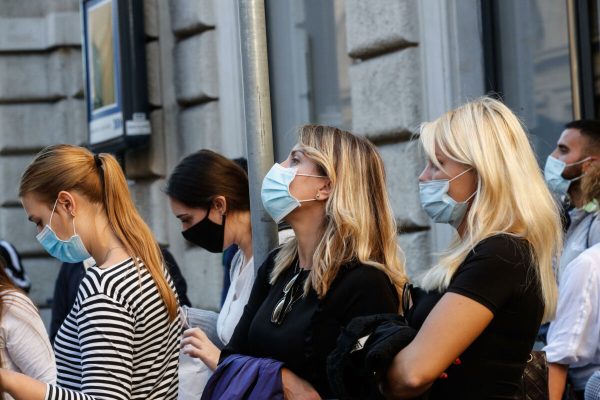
xmin=270 ymin=125 xmax=407 ymax=301
xmin=19 ymin=145 xmax=178 ymax=321
xmin=418 ymin=97 xmax=561 ymax=322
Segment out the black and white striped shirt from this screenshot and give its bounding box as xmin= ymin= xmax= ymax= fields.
xmin=46 ymin=258 xmax=181 ymax=400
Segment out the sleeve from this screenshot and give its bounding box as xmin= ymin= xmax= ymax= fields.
xmin=446 ymin=236 xmax=528 ymax=314
xmin=544 ymin=252 xmax=600 ymax=366
xmin=219 ymin=253 xmax=275 ymax=363
xmin=337 ymin=266 xmax=399 ymax=322
xmin=50 ymin=264 xmax=71 ymax=343
xmin=3 ymin=293 xmax=56 ymax=384
xmin=45 ymin=294 xmax=135 ymax=400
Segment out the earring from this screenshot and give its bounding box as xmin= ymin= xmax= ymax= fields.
xmin=316 ymin=193 xmax=320 ymax=199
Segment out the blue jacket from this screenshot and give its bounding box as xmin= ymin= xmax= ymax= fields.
xmin=202 ymin=354 xmax=284 ymax=400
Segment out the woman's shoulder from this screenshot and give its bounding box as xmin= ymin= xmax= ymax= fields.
xmin=336 ymin=262 xmax=395 ymax=290
xmin=470 ymin=234 xmax=532 ymax=264
xmin=1 ymin=290 xmax=37 ymax=315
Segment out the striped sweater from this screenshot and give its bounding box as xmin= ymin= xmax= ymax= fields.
xmin=46 ymin=258 xmax=181 ymax=400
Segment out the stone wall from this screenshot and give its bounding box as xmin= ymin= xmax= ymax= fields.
xmin=0 ymin=0 xmax=232 ymax=330
xmin=345 ymin=0 xmax=431 ymax=279
xmin=0 ymin=0 xmax=84 ymax=326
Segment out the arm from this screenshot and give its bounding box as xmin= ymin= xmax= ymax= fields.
xmin=548 ymin=363 xmax=568 ymax=400
xmin=281 ymin=368 xmax=321 ymax=400
xmin=386 ymin=292 xmax=493 ymax=398
xmin=2 ymin=294 xmax=137 ymax=400
xmin=544 ymin=252 xmax=600 ymax=396
xmin=182 ymin=327 xmax=221 ymax=370
xmin=4 ymin=293 xmax=56 ymax=384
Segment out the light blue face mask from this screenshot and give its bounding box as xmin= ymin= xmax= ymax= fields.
xmin=544 ymin=155 xmax=589 ymax=199
xmin=36 ymin=199 xmax=91 ymax=263
xmin=261 ymin=163 xmax=327 ymax=223
xmin=419 ymin=168 xmax=476 ymax=229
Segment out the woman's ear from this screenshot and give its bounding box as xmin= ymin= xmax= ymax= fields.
xmin=213 ymin=195 xmax=228 ymax=215
xmin=56 ymin=190 xmax=77 ymax=216
xmin=316 ymin=180 xmax=331 ymax=201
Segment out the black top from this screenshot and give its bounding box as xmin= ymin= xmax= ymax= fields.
xmin=407 ymin=234 xmax=543 ymax=399
xmin=221 ymin=250 xmax=399 ymax=397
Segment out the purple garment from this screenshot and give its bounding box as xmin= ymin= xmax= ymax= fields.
xmin=201 ymin=354 xmax=285 ymax=400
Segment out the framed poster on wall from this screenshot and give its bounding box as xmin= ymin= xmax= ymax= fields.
xmin=81 ymin=0 xmax=150 ymax=153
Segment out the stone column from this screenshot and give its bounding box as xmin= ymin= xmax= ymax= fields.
xmin=345 ymin=0 xmax=431 ymax=279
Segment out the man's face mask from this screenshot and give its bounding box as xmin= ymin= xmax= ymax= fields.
xmin=544 ymin=155 xmax=590 ymax=198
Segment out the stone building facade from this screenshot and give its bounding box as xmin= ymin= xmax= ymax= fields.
xmin=0 ymin=0 xmax=583 ymax=327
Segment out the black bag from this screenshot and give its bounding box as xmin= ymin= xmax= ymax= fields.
xmin=521 ymin=351 xmax=549 ymax=400
xmin=326 ymin=314 xmax=417 ymax=400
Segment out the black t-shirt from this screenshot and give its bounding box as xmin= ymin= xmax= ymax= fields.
xmin=221 ymin=250 xmax=399 ymax=397
xmin=407 ymin=234 xmax=543 ymax=400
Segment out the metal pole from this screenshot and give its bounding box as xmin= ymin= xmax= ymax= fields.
xmin=566 ymin=0 xmax=582 ymax=120
xmin=238 ymin=0 xmax=278 ymax=270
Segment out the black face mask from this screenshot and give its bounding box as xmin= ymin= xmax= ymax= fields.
xmin=182 ymin=213 xmax=226 ymax=253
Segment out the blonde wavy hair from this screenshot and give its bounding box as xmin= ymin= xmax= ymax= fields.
xmin=270 ymin=125 xmax=407 ymax=302
xmin=418 ymin=97 xmax=561 ymax=322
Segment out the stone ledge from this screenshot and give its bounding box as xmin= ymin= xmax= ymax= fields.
xmin=346 ymin=0 xmax=418 ymax=60
xmin=350 ymin=48 xmax=421 ymax=139
xmin=177 ymin=101 xmax=222 ymax=156
xmin=0 ymin=99 xmax=86 ymax=154
xmin=144 ymin=0 xmax=159 ymax=39
xmin=0 ymin=49 xmax=83 ymax=102
xmin=0 ymin=12 xmax=80 ymax=52
xmin=170 ymin=0 xmax=215 ymax=38
xmin=174 ymin=31 xmax=219 ymax=105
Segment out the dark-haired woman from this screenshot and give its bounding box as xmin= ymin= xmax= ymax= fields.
xmin=166 ymin=150 xmax=288 ymax=395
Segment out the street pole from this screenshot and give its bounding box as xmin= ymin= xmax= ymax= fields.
xmin=238 ymin=0 xmax=278 ymax=270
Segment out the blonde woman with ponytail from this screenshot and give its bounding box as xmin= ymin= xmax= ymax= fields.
xmin=385 ymin=97 xmax=562 ymax=399
xmin=0 ymin=145 xmax=181 ymax=400
xmin=188 ymin=125 xmax=407 ymax=398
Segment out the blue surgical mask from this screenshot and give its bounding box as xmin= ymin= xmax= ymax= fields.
xmin=261 ymin=163 xmax=326 ymax=223
xmin=36 ymin=199 xmax=91 ymax=263
xmin=544 ymin=155 xmax=589 ymax=198
xmin=419 ymin=168 xmax=476 ymax=229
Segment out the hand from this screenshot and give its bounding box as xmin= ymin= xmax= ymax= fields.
xmin=281 ymin=368 xmax=321 ymax=400
xmin=181 ymin=328 xmax=221 ymax=370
